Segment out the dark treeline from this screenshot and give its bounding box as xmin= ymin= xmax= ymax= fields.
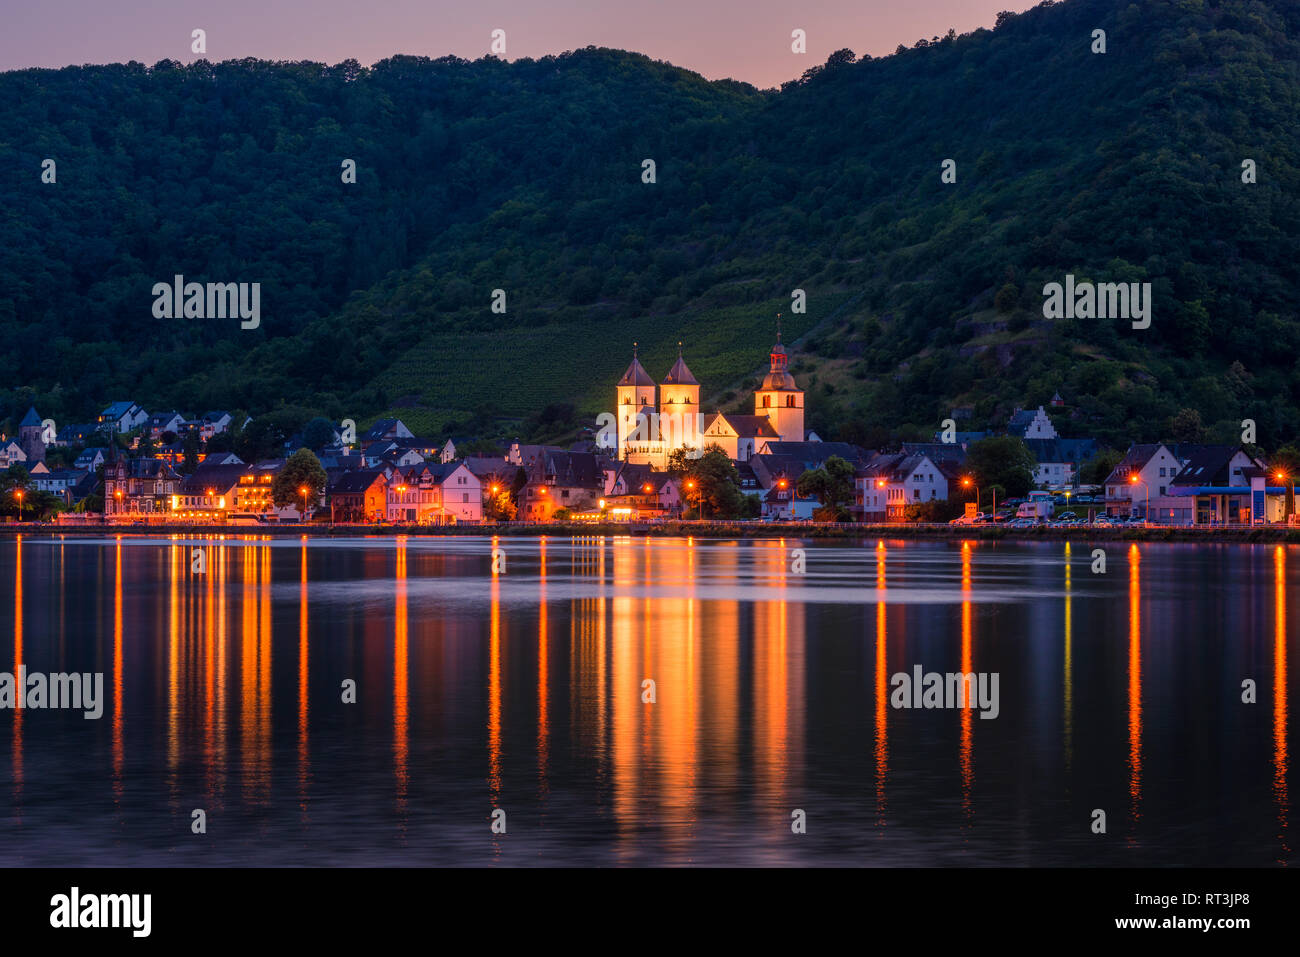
xmin=1 ymin=0 xmax=1297 ymax=450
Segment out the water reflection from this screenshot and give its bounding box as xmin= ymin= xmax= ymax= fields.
xmin=1276 ymin=546 xmax=1289 ymax=863
xmin=0 ymin=534 xmax=1294 ymax=867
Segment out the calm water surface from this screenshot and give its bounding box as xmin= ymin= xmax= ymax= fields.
xmin=0 ymin=534 xmax=1292 ymax=866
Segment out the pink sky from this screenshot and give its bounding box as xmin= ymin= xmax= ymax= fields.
xmin=3 ymin=0 xmax=1037 ymax=89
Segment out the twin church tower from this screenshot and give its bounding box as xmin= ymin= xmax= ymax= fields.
xmin=616 ymin=329 xmax=804 ymax=467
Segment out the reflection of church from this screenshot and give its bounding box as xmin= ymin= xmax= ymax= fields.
xmin=617 ymin=330 xmax=804 ymax=467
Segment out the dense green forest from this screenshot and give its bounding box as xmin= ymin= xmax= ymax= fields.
xmin=1 ymin=0 xmax=1297 ymax=450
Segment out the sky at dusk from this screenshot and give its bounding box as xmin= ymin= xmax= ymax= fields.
xmin=3 ymin=0 xmax=1039 ymax=89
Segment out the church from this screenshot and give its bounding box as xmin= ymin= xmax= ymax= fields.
xmin=616 ymin=330 xmax=805 ymax=468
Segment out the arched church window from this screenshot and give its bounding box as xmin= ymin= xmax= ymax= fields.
xmin=762 ymin=395 xmax=771 ymax=408
xmin=786 ymin=395 xmax=795 ymax=407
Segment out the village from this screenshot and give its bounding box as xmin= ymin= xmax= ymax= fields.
xmin=1 ymin=331 xmax=1296 ymax=529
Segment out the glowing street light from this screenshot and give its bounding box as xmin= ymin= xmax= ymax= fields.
xmin=13 ymin=487 xmax=24 ymax=522
xmin=1128 ymin=473 xmax=1149 ymax=522
xmin=1275 ymin=469 xmax=1294 ymax=521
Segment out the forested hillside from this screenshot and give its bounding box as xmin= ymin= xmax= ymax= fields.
xmin=1 ymin=0 xmax=1297 ymax=449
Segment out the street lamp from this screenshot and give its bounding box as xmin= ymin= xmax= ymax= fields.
xmin=1128 ymin=474 xmax=1149 ymax=523
xmin=961 ymin=476 xmax=995 ymax=517
xmin=300 ymin=484 xmax=312 ymax=523
xmin=1275 ymin=470 xmax=1294 ymax=522
xmin=14 ymin=488 xmax=24 ymax=522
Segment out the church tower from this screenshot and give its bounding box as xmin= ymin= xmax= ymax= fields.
xmin=18 ymin=406 xmax=45 ymax=464
xmin=754 ymin=325 xmax=804 ymax=443
xmin=659 ymin=342 xmax=700 ymax=457
xmin=617 ymin=343 xmax=656 ymax=461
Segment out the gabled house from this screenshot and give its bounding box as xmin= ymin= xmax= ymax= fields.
xmin=431 ymin=461 xmax=483 ymax=523
xmin=0 ymin=438 xmax=27 ymax=469
xmin=1103 ymin=444 xmax=1182 ymax=517
xmin=362 ymin=418 xmax=414 ymax=442
xmin=329 ymin=469 xmax=389 ymax=523
xmin=519 ymin=450 xmax=603 ymax=522
xmin=74 ymin=447 xmax=109 ymax=473
xmin=1007 ymin=406 xmax=1058 ymax=440
xmin=99 ymin=401 xmax=148 ymax=435
xmin=173 ymin=463 xmax=248 ymax=521
xmin=854 ymin=452 xmax=956 ymax=523
xmin=103 ymin=454 xmax=181 ymax=519
xmin=146 ymin=411 xmax=186 ymax=441
xmin=1023 ymin=438 xmax=1098 ymax=488
xmin=701 ymin=413 xmax=780 ymax=462
xmin=200 ymin=412 xmax=233 ymax=442
xmin=31 ymin=468 xmax=90 ymax=504
xmin=56 ymin=423 xmax=101 ymax=447
xmin=761 ymin=481 xmax=818 ymax=521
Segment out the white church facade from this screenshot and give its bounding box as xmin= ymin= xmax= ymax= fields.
xmin=616 ymin=332 xmax=805 ymax=468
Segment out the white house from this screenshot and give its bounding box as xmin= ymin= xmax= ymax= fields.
xmin=99 ymin=401 xmax=148 ymax=434
xmin=0 ymin=439 xmax=27 ymax=469
xmin=1103 ymin=444 xmax=1183 ymax=517
xmin=855 ymin=453 xmax=958 ymax=522
xmin=435 ymin=462 xmax=482 ymax=523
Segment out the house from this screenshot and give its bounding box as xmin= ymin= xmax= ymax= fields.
xmin=701 ymin=413 xmax=780 ymax=462
xmin=99 ymin=401 xmax=148 ymax=434
xmin=754 ymin=440 xmax=873 ymax=465
xmin=362 ymin=418 xmax=414 ymax=442
xmin=1007 ymin=406 xmax=1058 ymax=440
xmin=602 ymin=466 xmax=682 ymax=519
xmin=146 ymin=411 xmax=186 ymax=441
xmin=173 ymin=463 xmax=248 ymax=522
xmin=508 ymin=441 xmax=564 ymax=470
xmin=329 ymin=470 xmax=389 ymax=523
xmin=56 ymin=423 xmax=101 ymax=447
xmin=385 ymin=464 xmax=442 ymax=524
xmin=440 ymin=438 xmax=459 ymax=463
xmin=0 ymin=439 xmax=27 ymax=469
xmin=1103 ymin=444 xmax=1183 ymax=518
xmin=31 ymin=468 xmax=89 ymax=503
xmin=431 ymin=462 xmax=483 ymax=523
xmin=202 ymin=451 xmax=244 ymax=467
xmin=734 ymin=461 xmax=763 ymax=497
xmin=854 ymin=453 xmax=958 ymax=523
xmin=200 ymin=412 xmax=233 ymax=442
xmin=362 ymin=441 xmax=424 ymax=469
xmin=761 ymin=482 xmax=818 ymax=521
xmin=1163 ymin=446 xmax=1265 ymax=525
xmin=103 ymin=455 xmax=181 ymax=519
xmin=74 ymin=447 xmax=109 ymax=473
xmin=519 ymin=450 xmax=603 ymax=522
xmin=1023 ymin=438 xmax=1098 ymax=488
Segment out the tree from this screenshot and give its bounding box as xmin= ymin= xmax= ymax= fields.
xmin=181 ymin=430 xmax=201 ymax=474
xmin=271 ymin=448 xmax=327 ymax=518
xmin=682 ymin=446 xmax=745 ymax=519
xmin=965 ymin=435 xmax=1036 ymax=498
xmin=1080 ymin=447 xmax=1122 ymax=486
xmin=1169 ymin=408 xmax=1207 ymax=443
xmin=796 ymin=455 xmax=856 ymax=521
xmin=484 ymin=485 xmax=517 ymax=521
xmin=302 ymin=416 xmax=337 ymax=450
